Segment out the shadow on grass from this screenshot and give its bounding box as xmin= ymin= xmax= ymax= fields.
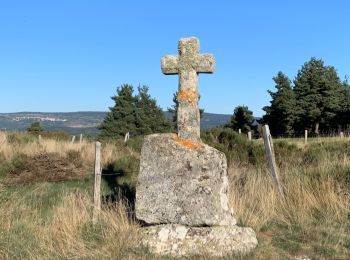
xmin=101 ymin=161 xmax=137 ymax=220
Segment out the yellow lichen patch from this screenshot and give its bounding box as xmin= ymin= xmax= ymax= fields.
xmin=177 ymin=88 xmax=198 ymax=104
xmin=174 ymin=137 xmax=203 ymax=150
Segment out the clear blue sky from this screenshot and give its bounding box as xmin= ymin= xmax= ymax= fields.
xmin=1 ymin=1 xmax=349 ymax=116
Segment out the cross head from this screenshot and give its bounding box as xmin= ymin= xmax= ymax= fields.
xmin=161 ymin=37 xmax=215 ymax=142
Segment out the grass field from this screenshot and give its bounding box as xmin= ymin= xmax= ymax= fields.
xmin=0 ymin=130 xmax=349 ymax=259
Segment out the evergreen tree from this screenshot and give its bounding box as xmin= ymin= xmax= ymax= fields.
xmin=293 ymin=58 xmax=343 ymax=134
xmin=226 ymin=105 xmax=254 ymax=133
xmin=263 ymin=72 xmax=296 ymax=136
xmin=27 ymin=121 xmax=44 ymax=135
xmin=336 ymin=79 xmax=350 ymax=130
xmin=99 ymin=84 xmax=172 ymax=139
xmin=135 ymin=85 xmax=172 ymax=135
xmin=99 ymin=84 xmax=137 ymax=138
xmin=167 ymin=92 xmax=179 ymax=128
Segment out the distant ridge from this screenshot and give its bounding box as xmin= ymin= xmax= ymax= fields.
xmin=0 ymin=111 xmax=232 ymax=135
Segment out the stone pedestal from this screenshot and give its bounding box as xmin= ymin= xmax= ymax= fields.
xmin=135 ymin=134 xmax=258 ymax=257
xmin=140 ymin=224 xmax=258 ymax=258
xmin=136 ymin=133 xmax=235 ymax=227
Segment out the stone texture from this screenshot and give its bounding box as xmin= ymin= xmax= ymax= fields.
xmin=135 ymin=133 xmax=236 ymax=227
xmin=134 ymin=37 xmax=258 ymax=257
xmin=139 ymin=224 xmax=258 ymax=258
xmin=161 ymin=37 xmax=215 ymax=142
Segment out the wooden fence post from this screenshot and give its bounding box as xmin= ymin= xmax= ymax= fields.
xmin=71 ymin=135 xmax=76 ymax=144
xmin=79 ymin=134 xmax=83 ymax=144
xmin=262 ymin=125 xmax=284 ymax=197
xmin=38 ymin=134 xmax=42 ymax=143
xmin=340 ymin=132 xmax=344 ymax=139
xmin=238 ymin=129 xmax=241 ymax=135
xmin=124 ymin=132 xmax=130 ymax=143
xmin=304 ymin=130 xmax=308 ymax=145
xmin=247 ymin=131 xmax=252 ymax=141
xmin=93 ymin=141 xmax=102 ymax=224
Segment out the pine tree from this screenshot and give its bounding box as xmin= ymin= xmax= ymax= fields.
xmin=263 ymin=72 xmax=296 ymax=136
xmin=167 ymin=92 xmax=179 ymax=128
xmin=27 ymin=121 xmax=44 ymax=135
xmin=99 ymin=84 xmax=172 ymax=139
xmin=293 ymin=58 xmax=343 ymax=134
xmin=135 ymin=85 xmax=172 ymax=135
xmin=226 ymin=105 xmax=254 ymax=133
xmin=336 ymin=79 xmax=350 ymax=130
xmin=99 ymin=84 xmax=137 ymax=138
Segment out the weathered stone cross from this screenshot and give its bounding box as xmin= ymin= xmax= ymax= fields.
xmin=161 ymin=37 xmax=215 ymax=142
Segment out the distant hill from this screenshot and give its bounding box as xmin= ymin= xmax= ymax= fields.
xmin=0 ymin=111 xmax=232 ymax=135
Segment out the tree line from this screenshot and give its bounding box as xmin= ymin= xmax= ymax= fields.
xmin=263 ymin=57 xmax=350 ymax=136
xmin=98 ymin=57 xmax=350 ymax=139
xmin=99 ymin=84 xmax=172 ymax=138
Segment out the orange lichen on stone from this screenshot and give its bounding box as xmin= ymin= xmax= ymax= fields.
xmin=177 ymin=88 xmax=198 ymax=104
xmin=174 ymin=137 xmax=203 ymax=150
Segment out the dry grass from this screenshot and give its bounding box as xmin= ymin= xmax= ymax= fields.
xmin=40 ymin=192 xmax=139 ymax=259
xmin=229 ymin=150 xmax=350 ymax=258
xmin=0 ymin=131 xmax=137 ymax=167
xmin=0 ymin=184 xmax=141 ymax=259
xmin=229 ymin=168 xmax=349 ymax=230
xmin=0 ymin=131 xmax=349 ymax=258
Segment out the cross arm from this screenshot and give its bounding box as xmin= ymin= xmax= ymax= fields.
xmin=161 ymin=55 xmax=179 ymax=75
xmin=194 ymin=54 xmax=215 ymax=73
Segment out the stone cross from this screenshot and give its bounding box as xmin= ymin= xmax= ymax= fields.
xmin=161 ymin=37 xmax=215 ymax=142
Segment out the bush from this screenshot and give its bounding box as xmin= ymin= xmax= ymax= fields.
xmin=10 ymin=153 xmax=29 ymax=174
xmin=247 ymin=144 xmax=265 ymax=166
xmin=102 ymin=155 xmax=139 ymax=191
xmin=66 ymin=150 xmax=82 ymax=167
xmin=42 ymin=131 xmax=70 ymax=141
xmin=0 ymin=152 xmax=30 ymax=178
xmin=125 ymin=136 xmax=144 ymax=153
xmin=112 ymin=155 xmax=139 ymax=187
xmin=27 ymin=122 xmax=43 ymax=135
xmin=0 ymin=152 xmax=10 ymax=178
xmin=6 ymin=133 xmax=35 ymax=145
xmin=202 ymin=127 xmax=265 ymax=166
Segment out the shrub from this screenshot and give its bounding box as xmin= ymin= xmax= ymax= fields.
xmin=10 ymin=153 xmax=29 ymax=174
xmin=0 ymin=152 xmax=10 ymax=178
xmin=42 ymin=131 xmax=70 ymax=141
xmin=66 ymin=150 xmax=83 ymax=167
xmin=27 ymin=122 xmax=43 ymax=135
xmin=111 ymin=155 xmax=139 ymax=188
xmin=125 ymin=136 xmax=144 ymax=153
xmin=202 ymin=127 xmax=265 ymax=166
xmin=102 ymin=156 xmax=139 ymax=191
xmin=6 ymin=133 xmax=35 ymax=145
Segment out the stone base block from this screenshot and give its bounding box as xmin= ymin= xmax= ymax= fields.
xmin=136 ymin=133 xmax=236 ymax=226
xmin=139 ymin=224 xmax=258 ymax=257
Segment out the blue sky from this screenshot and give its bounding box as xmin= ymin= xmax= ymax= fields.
xmin=0 ymin=1 xmax=349 ymax=116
